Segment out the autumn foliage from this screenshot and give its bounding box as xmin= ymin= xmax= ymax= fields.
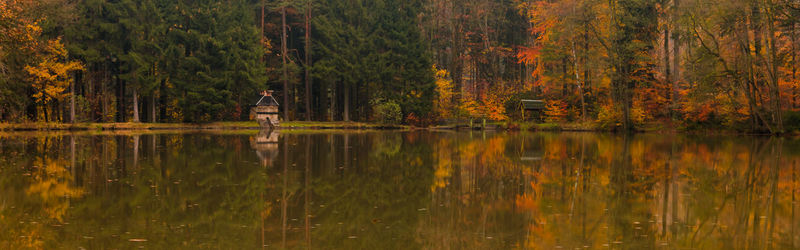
xmin=1 ymin=0 xmax=83 ymax=122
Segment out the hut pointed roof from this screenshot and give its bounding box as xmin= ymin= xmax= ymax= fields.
xmin=254 ymin=93 xmax=280 ymax=106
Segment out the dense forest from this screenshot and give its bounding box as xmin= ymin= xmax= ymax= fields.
xmin=2 ymin=0 xmax=800 ymax=132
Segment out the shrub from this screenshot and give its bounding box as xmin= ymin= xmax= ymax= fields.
xmin=405 ymin=113 xmax=435 ymax=127
xmin=372 ymin=99 xmax=402 ymax=124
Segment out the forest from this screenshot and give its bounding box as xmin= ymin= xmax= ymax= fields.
xmin=2 ymin=0 xmax=800 ymax=133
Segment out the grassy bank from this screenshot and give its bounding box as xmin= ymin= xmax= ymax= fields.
xmin=2 ymin=120 xmax=785 ymax=135
xmin=279 ymin=121 xmax=408 ymax=130
xmin=0 ymin=121 xmax=408 ymax=131
xmin=430 ymin=121 xmax=599 ymax=132
xmin=0 ymin=121 xmax=262 ymax=131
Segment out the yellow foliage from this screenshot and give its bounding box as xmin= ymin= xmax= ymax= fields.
xmin=25 ymin=38 xmax=84 ymax=106
xmin=433 ymin=65 xmax=457 ymax=119
xmin=596 ymin=101 xmax=644 ymax=129
xmin=430 ymin=66 xmax=511 ymax=121
xmin=1 ymin=1 xmax=44 ymax=54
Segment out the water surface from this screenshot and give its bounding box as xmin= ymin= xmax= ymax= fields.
xmin=1 ymin=131 xmax=798 ymax=249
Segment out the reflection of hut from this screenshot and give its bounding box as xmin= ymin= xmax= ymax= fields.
xmin=519 ymin=140 xmax=543 ymax=161
xmin=250 ymin=129 xmax=280 ymax=167
xmin=250 ymin=90 xmax=280 ymax=128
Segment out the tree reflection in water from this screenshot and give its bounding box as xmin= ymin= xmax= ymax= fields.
xmin=0 ymin=131 xmax=798 ymax=249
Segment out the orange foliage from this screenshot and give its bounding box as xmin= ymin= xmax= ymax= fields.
xmin=679 ymin=89 xmax=749 ymax=126
xmin=515 ymin=0 xmax=556 ymax=90
xmin=779 ymin=70 xmax=800 ymax=111
xmin=458 ymin=88 xmax=509 ymax=121
xmin=634 ymin=81 xmax=671 ymax=120
xmin=405 ymin=113 xmax=434 ymax=127
xmin=543 ymin=100 xmax=568 ymax=122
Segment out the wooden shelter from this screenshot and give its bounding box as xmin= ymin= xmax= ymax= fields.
xmin=250 ymin=90 xmax=280 ymax=128
xmin=519 ymin=99 xmax=545 ymax=121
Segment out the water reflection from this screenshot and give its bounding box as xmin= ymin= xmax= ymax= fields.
xmin=0 ymin=131 xmax=798 ymax=249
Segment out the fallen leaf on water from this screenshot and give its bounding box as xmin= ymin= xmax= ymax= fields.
xmin=129 ymin=239 xmax=148 ymax=242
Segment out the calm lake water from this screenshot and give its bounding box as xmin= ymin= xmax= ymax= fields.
xmin=1 ymin=130 xmax=799 ymax=249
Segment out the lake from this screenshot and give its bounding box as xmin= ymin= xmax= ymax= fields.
xmin=1 ymin=130 xmax=798 ymax=249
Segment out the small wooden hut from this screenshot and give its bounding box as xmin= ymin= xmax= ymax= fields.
xmin=251 ymin=90 xmax=280 ymax=128
xmin=519 ymin=99 xmax=545 ymax=121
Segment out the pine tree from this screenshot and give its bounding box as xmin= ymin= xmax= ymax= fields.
xmin=163 ymin=0 xmax=266 ymax=123
xmin=609 ymin=0 xmax=658 ymax=131
xmin=314 ymin=0 xmax=434 ymax=121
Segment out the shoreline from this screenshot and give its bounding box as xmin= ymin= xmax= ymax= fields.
xmin=0 ymin=121 xmax=792 ymax=136
xmin=0 ymin=121 xmax=409 ymax=132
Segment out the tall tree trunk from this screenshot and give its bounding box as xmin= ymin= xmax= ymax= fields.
xmin=43 ymin=104 xmax=48 ymax=122
xmin=664 ymin=14 xmax=671 ymax=84
xmin=766 ymin=0 xmax=782 ymax=132
xmin=571 ymin=4 xmax=586 ymax=121
xmin=562 ymin=57 xmax=568 ymax=97
xmin=572 ymin=42 xmax=586 ymax=121
xmin=70 ymin=74 xmax=76 ymax=123
xmin=305 ymin=1 xmax=313 ymax=121
xmin=159 ymin=79 xmax=167 ymax=122
xmin=583 ymin=21 xmax=591 ymax=107
xmin=151 ymin=94 xmax=156 ymax=123
xmin=102 ymin=79 xmax=107 ymax=122
xmin=672 ymin=0 xmax=681 ymax=109
xmin=792 ymin=22 xmax=797 ymax=109
xmin=261 ymin=3 xmax=265 ymax=41
xmin=330 ymin=81 xmax=336 ymax=121
xmin=117 ymin=77 xmax=124 ymax=122
xmin=624 ymin=78 xmax=633 ymax=131
xmin=133 ymin=88 xmax=140 ymax=122
xmin=282 ymin=6 xmax=290 ymax=122
xmin=344 ymin=83 xmax=350 ymax=122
